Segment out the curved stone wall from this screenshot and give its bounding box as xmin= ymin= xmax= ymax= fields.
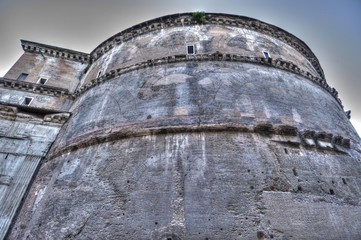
xmin=9 ymin=13 xmax=361 ymax=240
xmin=12 ymin=131 xmax=361 ymax=239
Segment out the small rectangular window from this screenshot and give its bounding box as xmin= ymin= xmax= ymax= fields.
xmin=263 ymin=51 xmax=270 ymax=59
xmin=37 ymin=77 xmax=47 ymax=85
xmin=17 ymin=73 xmax=28 ymax=81
xmin=97 ymin=71 xmax=102 ymax=78
xmin=187 ymin=45 xmax=195 ymax=55
xmin=22 ymin=97 xmax=33 ymax=106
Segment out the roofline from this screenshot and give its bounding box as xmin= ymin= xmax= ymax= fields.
xmin=89 ymin=12 xmax=324 ymax=79
xmin=20 ymin=40 xmax=90 ymax=63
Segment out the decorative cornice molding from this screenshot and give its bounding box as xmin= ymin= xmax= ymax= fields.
xmin=74 ymin=53 xmax=343 ymax=109
xmin=89 ymin=12 xmax=325 ymax=79
xmin=1 ymin=78 xmax=72 ymax=98
xmin=44 ymin=113 xmax=71 ymax=124
xmin=21 ymin=40 xmax=89 ymax=63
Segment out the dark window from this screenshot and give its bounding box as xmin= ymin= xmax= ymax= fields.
xmin=17 ymin=73 xmax=28 ymax=81
xmin=187 ymin=45 xmax=195 ymax=54
xmin=38 ymin=78 xmax=47 ymax=85
xmin=97 ymin=71 xmax=102 ymax=78
xmin=263 ymin=51 xmax=270 ymax=58
xmin=22 ymin=97 xmax=33 ymax=106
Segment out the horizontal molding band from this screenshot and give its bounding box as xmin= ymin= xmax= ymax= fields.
xmin=21 ymin=40 xmax=89 ymax=63
xmin=1 ymin=78 xmax=71 ymax=98
xmin=49 ymin=120 xmax=351 ymax=160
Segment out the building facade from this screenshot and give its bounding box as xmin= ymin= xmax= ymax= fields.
xmin=1 ymin=13 xmax=360 ymax=239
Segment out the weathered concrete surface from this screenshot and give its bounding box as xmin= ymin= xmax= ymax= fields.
xmin=263 ymin=191 xmax=361 ymax=239
xmin=10 ymin=133 xmax=361 ymax=239
xmin=3 ymin=12 xmax=361 ymax=240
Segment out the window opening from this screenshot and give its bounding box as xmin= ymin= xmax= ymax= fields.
xmin=17 ymin=73 xmax=28 ymax=81
xmin=37 ymin=77 xmax=47 ymax=85
xmin=187 ymin=45 xmax=195 ymax=55
xmin=263 ymin=51 xmax=270 ymax=59
xmin=22 ymin=97 xmax=33 ymax=106
xmin=97 ymin=71 xmax=102 ymax=78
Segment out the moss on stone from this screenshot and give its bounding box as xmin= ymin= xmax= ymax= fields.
xmin=192 ymin=12 xmax=206 ymax=24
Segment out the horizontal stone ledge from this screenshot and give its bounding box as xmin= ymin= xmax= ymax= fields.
xmin=48 ymin=120 xmax=352 ymax=160
xmin=2 ymin=78 xmax=72 ymax=98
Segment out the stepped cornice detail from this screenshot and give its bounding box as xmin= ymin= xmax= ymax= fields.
xmin=21 ymin=40 xmax=89 ymax=63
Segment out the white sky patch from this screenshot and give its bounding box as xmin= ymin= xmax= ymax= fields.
xmin=350 ymin=119 xmax=361 ymax=137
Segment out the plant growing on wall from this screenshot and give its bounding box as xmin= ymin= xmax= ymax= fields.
xmin=83 ymin=63 xmax=91 ymax=74
xmin=192 ymin=12 xmax=206 ymax=24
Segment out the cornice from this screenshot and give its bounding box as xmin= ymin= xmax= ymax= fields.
xmin=89 ymin=12 xmax=325 ymax=79
xmin=1 ymin=78 xmax=72 ymax=98
xmin=0 ymin=103 xmax=70 ymax=124
xmin=49 ymin=121 xmax=352 ymax=160
xmin=21 ymin=40 xmax=90 ymax=63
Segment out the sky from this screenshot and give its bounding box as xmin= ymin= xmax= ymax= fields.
xmin=0 ymin=0 xmax=360 ymax=135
